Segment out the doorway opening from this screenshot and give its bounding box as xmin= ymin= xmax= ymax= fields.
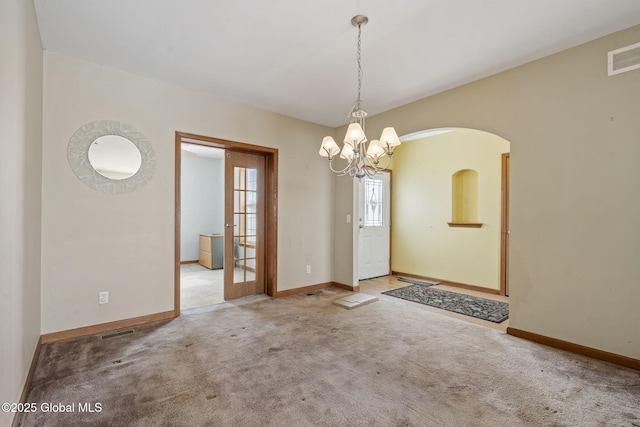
xmin=179 ymin=142 xmax=225 ymax=310
xmin=382 ymin=128 xmax=510 ymax=295
xmin=174 ymin=132 xmax=278 ymax=316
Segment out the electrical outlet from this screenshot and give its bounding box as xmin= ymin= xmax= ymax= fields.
xmin=99 ymin=291 xmax=109 ymax=304
xmin=306 ymin=265 xmax=311 ymax=274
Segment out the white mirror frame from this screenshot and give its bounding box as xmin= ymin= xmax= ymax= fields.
xmin=67 ymin=120 xmax=156 ymax=194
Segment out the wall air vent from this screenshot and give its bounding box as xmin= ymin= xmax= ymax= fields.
xmin=608 ymin=41 xmax=640 ymax=76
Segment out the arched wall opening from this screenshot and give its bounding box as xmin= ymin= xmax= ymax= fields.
xmin=390 ymin=127 xmax=510 ymax=293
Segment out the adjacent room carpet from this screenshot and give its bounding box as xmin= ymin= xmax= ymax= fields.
xmin=21 ymin=288 xmax=639 ymax=426
xmin=383 ymin=283 xmax=509 ymax=323
xmin=180 ymin=263 xmax=224 ymax=310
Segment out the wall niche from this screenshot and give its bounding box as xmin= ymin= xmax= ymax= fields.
xmin=449 ymin=169 xmax=482 ymax=228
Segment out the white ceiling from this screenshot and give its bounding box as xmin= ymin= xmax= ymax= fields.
xmin=34 ymin=1 xmax=640 ymax=128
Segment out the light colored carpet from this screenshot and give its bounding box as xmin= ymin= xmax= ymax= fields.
xmin=180 ymin=263 xmax=224 ymax=310
xmin=22 ymin=288 xmax=640 ymax=426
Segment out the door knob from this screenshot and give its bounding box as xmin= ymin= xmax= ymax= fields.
xmin=225 ymin=223 xmax=235 ymax=228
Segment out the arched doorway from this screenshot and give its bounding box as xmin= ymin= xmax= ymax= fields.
xmin=389 ymin=127 xmax=510 ymax=295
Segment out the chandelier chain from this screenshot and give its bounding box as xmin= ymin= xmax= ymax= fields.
xmin=356 ymin=22 xmax=363 ymax=111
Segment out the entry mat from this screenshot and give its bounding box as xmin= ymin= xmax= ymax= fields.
xmin=382 ymin=284 xmax=509 ymax=323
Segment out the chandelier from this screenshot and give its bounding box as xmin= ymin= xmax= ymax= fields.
xmin=319 ymin=15 xmax=401 ymax=179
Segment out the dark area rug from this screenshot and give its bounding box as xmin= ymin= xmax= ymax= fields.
xmin=382 ymin=284 xmax=509 ymax=323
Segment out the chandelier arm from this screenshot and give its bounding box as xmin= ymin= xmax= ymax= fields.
xmin=360 ymin=153 xmax=392 ymax=175
xmin=362 ymin=157 xmax=380 ymax=171
xmin=358 ymin=144 xmax=366 ymax=164
xmin=327 ymin=157 xmax=356 ymax=175
xmin=372 ymin=154 xmax=393 ymax=171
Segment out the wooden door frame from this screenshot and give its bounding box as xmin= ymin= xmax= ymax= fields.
xmin=499 ymin=152 xmax=510 ymax=296
xmin=174 ymin=131 xmax=278 ymax=316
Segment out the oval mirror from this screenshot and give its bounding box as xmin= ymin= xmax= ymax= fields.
xmin=87 ymin=135 xmax=143 ymax=180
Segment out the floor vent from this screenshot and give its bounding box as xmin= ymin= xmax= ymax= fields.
xmin=102 ymin=329 xmax=134 ymax=340
xmin=608 ymin=41 xmax=640 ymax=76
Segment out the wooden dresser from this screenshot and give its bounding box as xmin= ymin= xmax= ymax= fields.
xmin=199 ymin=233 xmax=223 ymax=269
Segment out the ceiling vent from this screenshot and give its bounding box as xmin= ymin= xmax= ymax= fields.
xmin=608 ymin=41 xmax=640 ymax=76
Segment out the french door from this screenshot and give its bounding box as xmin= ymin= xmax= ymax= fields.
xmin=224 ymin=150 xmax=265 ymax=299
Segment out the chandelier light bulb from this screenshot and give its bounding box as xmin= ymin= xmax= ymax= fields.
xmin=319 ymin=136 xmax=340 ymax=158
xmin=366 ymin=140 xmax=386 ymax=163
xmin=340 ymin=143 xmax=355 ymax=161
xmin=344 ymin=123 xmax=367 ymax=146
xmin=379 ymin=127 xmax=401 ymax=150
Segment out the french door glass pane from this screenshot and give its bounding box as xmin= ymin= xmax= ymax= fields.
xmin=246 ymin=191 xmax=256 ymax=213
xmin=233 ymin=166 xmax=258 ymax=284
xmin=247 ymin=169 xmax=257 ymax=191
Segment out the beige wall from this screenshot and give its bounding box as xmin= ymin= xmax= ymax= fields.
xmin=332 ymin=175 xmax=359 ymax=287
xmin=41 ymin=52 xmax=336 ymax=334
xmin=340 ymin=25 xmax=640 ymax=359
xmin=0 ymin=0 xmax=43 ymax=424
xmin=392 ymin=130 xmax=509 ymax=289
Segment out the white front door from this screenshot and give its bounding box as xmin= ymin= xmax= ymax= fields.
xmin=358 ymin=171 xmax=391 ymax=280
